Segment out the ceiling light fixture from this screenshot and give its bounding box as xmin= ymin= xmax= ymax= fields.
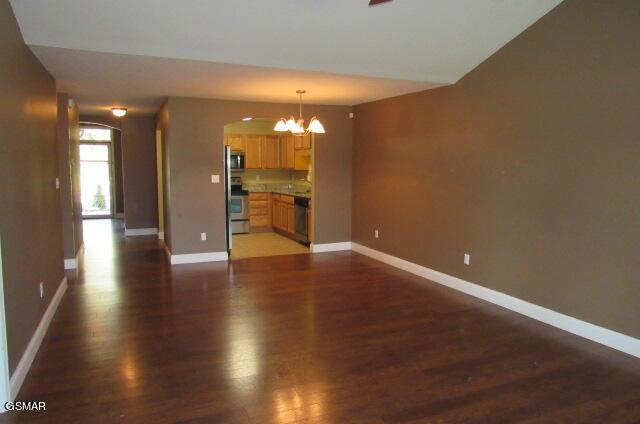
xmin=274 ymin=90 xmax=325 ymax=136
xmin=111 ymin=107 xmax=127 ymax=117
xmin=242 ymin=117 xmax=253 ymax=121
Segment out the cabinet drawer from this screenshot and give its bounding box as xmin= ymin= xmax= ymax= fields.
xmin=281 ymin=195 xmax=294 ymax=204
xmin=271 ymin=193 xmax=281 ymax=201
xmin=250 ymin=215 xmax=270 ymax=227
xmin=250 ymin=200 xmax=269 ymax=209
xmin=250 ymin=207 xmax=268 ymax=216
xmin=249 ymin=192 xmax=268 ymax=201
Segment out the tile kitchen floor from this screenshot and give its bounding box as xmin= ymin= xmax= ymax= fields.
xmin=231 ymin=232 xmax=309 ymax=260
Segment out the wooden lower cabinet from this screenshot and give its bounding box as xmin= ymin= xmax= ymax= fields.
xmin=271 ymin=194 xmax=296 ymax=236
xmin=249 ymin=192 xmax=270 ymax=230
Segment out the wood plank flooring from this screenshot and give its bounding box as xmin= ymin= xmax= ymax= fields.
xmin=1 ymin=219 xmax=639 ymax=423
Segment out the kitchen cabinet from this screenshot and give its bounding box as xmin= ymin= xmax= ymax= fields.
xmin=271 ymin=194 xmax=295 ymax=235
xmin=286 ymin=204 xmax=295 ymax=234
xmin=249 ymin=192 xmax=270 ymax=230
xmin=225 ymin=134 xmax=245 ymax=152
xmin=226 ymin=133 xmax=305 ymax=170
xmin=294 ymin=134 xmax=312 ymax=150
xmin=294 ymin=150 xmax=311 ymax=171
xmin=244 ymin=135 xmax=262 ymax=169
xmin=271 ymin=194 xmax=281 ymax=229
xmin=261 ymin=135 xmax=281 ymax=169
xmin=280 ymin=135 xmax=295 ymax=169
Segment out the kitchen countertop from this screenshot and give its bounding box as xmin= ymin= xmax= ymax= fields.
xmin=246 ymin=188 xmax=312 ymax=200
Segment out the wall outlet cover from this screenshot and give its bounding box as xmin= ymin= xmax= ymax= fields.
xmin=200 ymin=232 xmax=207 ymax=241
xmin=211 ymin=175 xmax=220 ymax=183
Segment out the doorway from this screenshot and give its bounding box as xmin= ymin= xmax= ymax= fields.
xmin=79 ymin=127 xmax=115 ymax=218
xmin=224 ymin=118 xmax=313 ymax=260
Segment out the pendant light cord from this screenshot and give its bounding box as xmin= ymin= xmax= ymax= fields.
xmin=299 ymin=91 xmax=303 ymax=121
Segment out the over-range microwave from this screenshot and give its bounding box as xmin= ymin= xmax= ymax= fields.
xmin=230 ymin=151 xmax=245 ymax=170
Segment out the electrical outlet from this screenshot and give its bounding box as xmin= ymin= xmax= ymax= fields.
xmin=39 ymin=282 xmax=44 ymax=298
xmin=200 ymin=232 xmax=207 ymax=241
xmin=464 ymin=254 xmax=471 ymax=265
xmin=374 ymin=229 xmax=379 ymax=239
xmin=211 ymin=175 xmax=220 ymax=183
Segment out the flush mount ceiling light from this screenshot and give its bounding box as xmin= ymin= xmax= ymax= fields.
xmin=274 ymin=90 xmax=325 ymax=136
xmin=242 ymin=117 xmax=253 ymax=121
xmin=111 ymin=107 xmax=127 ymax=117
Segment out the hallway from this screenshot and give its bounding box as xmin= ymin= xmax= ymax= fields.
xmin=2 ymin=220 xmax=640 ymax=423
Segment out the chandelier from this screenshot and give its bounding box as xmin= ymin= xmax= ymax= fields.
xmin=274 ymin=90 xmax=325 ymax=136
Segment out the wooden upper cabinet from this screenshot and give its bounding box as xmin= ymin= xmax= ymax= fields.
xmin=261 ymin=135 xmax=280 ymax=169
xmin=294 ymin=134 xmax=312 ymax=150
xmin=226 ymin=134 xmax=245 ymax=152
xmin=280 ymin=135 xmax=295 ymax=169
xmin=244 ymin=135 xmax=262 ymax=169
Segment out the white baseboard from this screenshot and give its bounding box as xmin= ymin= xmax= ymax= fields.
xmin=158 ymin=231 xmax=164 ymax=240
xmin=351 ymin=242 xmax=640 ymax=359
xmin=10 ymin=277 xmax=67 ymax=400
xmin=63 ymin=244 xmax=84 ymax=270
xmin=124 ymin=227 xmax=158 ymax=237
xmin=310 ymin=242 xmax=352 ymax=253
xmin=170 ymin=251 xmax=228 ymax=265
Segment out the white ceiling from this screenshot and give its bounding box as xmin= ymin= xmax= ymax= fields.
xmin=11 ymin=0 xmax=562 ymax=115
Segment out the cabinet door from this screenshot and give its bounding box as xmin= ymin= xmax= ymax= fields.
xmin=272 ymin=201 xmax=279 ymax=229
xmin=286 ymin=204 xmax=295 ymax=234
xmin=294 ymin=150 xmax=311 ymax=171
xmin=261 ymin=135 xmax=280 ymax=169
xmin=245 ymin=135 xmax=262 ymax=169
xmin=227 ymin=134 xmax=245 ymax=151
xmin=280 ymin=203 xmax=288 ymax=231
xmin=280 ymin=135 xmax=295 ymax=169
xmin=294 ymin=134 xmax=312 ymax=150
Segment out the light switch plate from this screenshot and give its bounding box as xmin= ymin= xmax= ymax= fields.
xmin=464 ymin=254 xmax=471 ymax=265
xmin=211 ymin=175 xmax=220 ymax=183
xmin=55 ymin=178 xmax=60 ymax=189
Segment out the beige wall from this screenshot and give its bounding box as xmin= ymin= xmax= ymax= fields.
xmin=162 ymin=97 xmax=352 ymax=255
xmin=121 ymin=117 xmax=158 ymax=230
xmin=223 ymin=119 xmax=279 ymax=135
xmin=352 ymin=0 xmax=640 ymax=338
xmin=80 ymin=115 xmax=158 ymax=230
xmin=56 ymin=93 xmax=83 ymax=259
xmin=0 ymin=0 xmax=64 ymax=373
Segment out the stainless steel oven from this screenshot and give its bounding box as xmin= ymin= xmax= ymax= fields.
xmin=230 ymin=176 xmax=249 ymax=234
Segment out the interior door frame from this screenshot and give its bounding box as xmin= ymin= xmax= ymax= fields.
xmin=79 ymin=140 xmax=116 ymax=219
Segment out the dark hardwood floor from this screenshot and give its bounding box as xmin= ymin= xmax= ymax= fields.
xmin=2 ymin=219 xmax=639 ymax=423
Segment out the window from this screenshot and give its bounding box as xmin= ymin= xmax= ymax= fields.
xmin=79 ymin=127 xmax=112 ymax=142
